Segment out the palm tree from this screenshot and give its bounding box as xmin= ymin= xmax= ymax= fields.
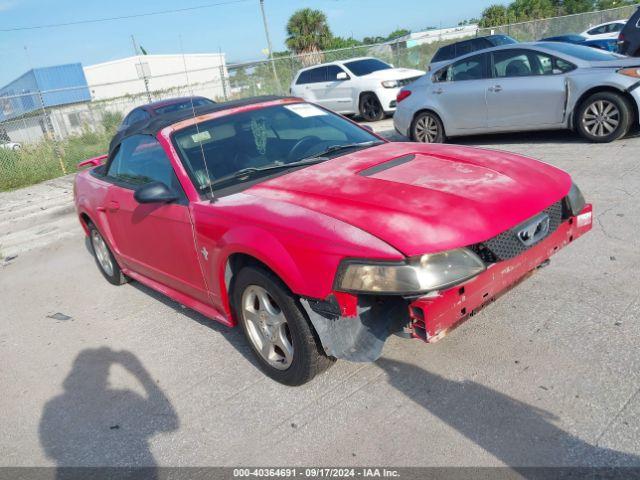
xmin=286 ymin=8 xmax=333 ymax=66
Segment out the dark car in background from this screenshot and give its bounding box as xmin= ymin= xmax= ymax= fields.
xmin=430 ymin=34 xmax=517 ymax=70
xmin=540 ymin=34 xmax=619 ymax=52
xmin=619 ymin=7 xmax=640 ymax=57
xmin=117 ymin=96 xmax=215 ymax=132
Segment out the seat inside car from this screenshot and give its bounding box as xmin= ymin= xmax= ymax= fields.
xmin=505 ymin=59 xmax=532 ymax=77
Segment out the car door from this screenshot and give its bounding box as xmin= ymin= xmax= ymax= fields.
xmin=103 ymin=134 xmax=209 ymax=303
xmin=322 ymin=65 xmax=354 ymax=113
xmin=487 ymin=48 xmax=572 ymax=130
xmin=296 ymin=67 xmax=328 ymax=105
xmin=431 ymin=53 xmax=491 ymax=132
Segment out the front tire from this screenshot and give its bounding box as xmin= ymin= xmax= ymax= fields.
xmin=411 ymin=111 xmax=445 ymax=143
xmin=88 ymin=223 xmax=127 ymax=286
xmin=359 ymin=93 xmax=384 ymax=122
xmin=576 ymin=92 xmax=631 ymax=143
xmin=232 ymin=266 xmax=334 ymax=386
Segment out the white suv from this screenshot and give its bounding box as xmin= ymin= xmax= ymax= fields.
xmin=290 ymin=57 xmax=424 ymax=121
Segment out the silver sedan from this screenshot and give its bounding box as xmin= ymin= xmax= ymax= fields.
xmin=393 ymin=42 xmax=640 ymax=143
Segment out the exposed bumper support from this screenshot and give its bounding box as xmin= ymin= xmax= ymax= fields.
xmin=300 ymin=296 xmax=409 ymax=362
xmin=409 ymin=205 xmax=593 ymax=342
xmin=302 ymin=205 xmax=593 ymax=361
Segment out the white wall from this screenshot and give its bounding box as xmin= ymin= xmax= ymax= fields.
xmin=83 ymin=54 xmax=229 ymax=101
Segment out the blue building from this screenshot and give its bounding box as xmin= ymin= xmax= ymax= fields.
xmin=0 ymin=63 xmax=91 ymax=122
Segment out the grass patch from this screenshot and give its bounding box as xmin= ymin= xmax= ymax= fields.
xmin=0 ymin=112 xmax=121 ymax=191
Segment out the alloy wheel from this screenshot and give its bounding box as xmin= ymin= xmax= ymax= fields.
xmin=582 ymin=100 xmax=620 ymax=138
xmin=91 ymin=230 xmax=114 ymax=277
xmin=415 ymin=115 xmax=440 ymax=143
xmin=241 ymin=285 xmax=293 ymax=370
xmin=362 ymin=96 xmax=382 ymax=121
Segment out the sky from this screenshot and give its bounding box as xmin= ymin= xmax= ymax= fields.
xmin=0 ymin=0 xmax=498 ymax=85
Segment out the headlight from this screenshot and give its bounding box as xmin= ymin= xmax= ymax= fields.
xmin=381 ymin=80 xmax=399 ymax=88
xmin=335 ymin=248 xmax=486 ymax=295
xmin=566 ymin=182 xmax=586 ymax=216
xmin=618 ymin=67 xmax=640 ymax=79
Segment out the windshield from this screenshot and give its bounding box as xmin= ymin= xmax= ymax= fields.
xmin=344 ymin=58 xmax=393 ymax=76
xmin=539 ymin=42 xmax=624 ymax=61
xmin=172 ymin=103 xmax=381 ymax=193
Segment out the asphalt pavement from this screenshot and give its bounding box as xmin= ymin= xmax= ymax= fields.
xmin=1 ymin=123 xmax=639 ymax=469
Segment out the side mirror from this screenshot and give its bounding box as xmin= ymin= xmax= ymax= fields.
xmin=336 ymin=72 xmax=349 ymax=81
xmin=134 ymin=181 xmax=178 ymax=204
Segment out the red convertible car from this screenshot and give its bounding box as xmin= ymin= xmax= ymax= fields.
xmin=74 ymin=96 xmax=593 ymax=385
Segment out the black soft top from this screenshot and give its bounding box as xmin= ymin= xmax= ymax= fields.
xmin=109 ymin=95 xmax=288 ymax=154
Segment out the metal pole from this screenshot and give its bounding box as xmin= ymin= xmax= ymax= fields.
xmin=24 ymin=46 xmax=67 ymax=175
xmin=259 ymin=0 xmax=282 ymax=94
xmin=131 ymin=35 xmax=152 ymax=103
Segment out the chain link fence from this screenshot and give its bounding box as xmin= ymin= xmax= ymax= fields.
xmin=1 ymin=4 xmax=637 ymax=191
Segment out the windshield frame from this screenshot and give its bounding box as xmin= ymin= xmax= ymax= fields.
xmin=169 ymin=101 xmax=385 ymax=199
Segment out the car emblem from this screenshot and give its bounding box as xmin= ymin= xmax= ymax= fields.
xmin=517 ymin=213 xmax=550 ymax=247
xmin=201 ymin=247 xmax=209 ymax=261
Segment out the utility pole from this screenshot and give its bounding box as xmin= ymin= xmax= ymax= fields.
xmin=131 ymin=35 xmax=152 ymax=103
xmin=259 ymin=0 xmax=282 ymax=94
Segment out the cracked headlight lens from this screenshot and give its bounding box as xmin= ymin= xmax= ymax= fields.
xmin=567 ymin=182 xmax=586 ymax=216
xmin=335 ymin=248 xmax=485 ymax=295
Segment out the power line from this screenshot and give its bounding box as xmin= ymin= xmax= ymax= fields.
xmin=0 ymin=0 xmax=251 ymax=32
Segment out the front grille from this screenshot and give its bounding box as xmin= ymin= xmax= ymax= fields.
xmin=469 ymin=201 xmax=563 ymax=264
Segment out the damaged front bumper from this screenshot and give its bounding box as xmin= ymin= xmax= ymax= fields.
xmin=301 ymin=205 xmax=593 ymax=361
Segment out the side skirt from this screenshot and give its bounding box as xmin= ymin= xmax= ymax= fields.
xmin=122 ymin=268 xmax=232 ymax=327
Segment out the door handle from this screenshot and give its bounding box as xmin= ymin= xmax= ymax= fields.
xmin=107 ymin=200 xmax=120 ymax=212
xmin=489 ymin=85 xmax=503 ymax=93
xmin=433 ymin=88 xmax=444 ymax=95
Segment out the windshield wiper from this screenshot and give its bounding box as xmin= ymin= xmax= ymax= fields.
xmin=306 ymin=141 xmax=383 ymax=160
xmin=209 ymin=158 xmax=326 ymax=188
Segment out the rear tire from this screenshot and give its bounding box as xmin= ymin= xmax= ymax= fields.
xmin=411 ymin=111 xmax=445 ymax=143
xmin=576 ymin=92 xmax=631 ymax=143
xmin=232 ymin=266 xmax=334 ymax=386
xmin=88 ymin=223 xmax=127 ymax=286
xmin=359 ymin=93 xmax=384 ymax=122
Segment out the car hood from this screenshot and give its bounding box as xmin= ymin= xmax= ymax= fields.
xmin=362 ymin=68 xmax=425 ymax=81
xmin=247 ymin=143 xmax=572 ymax=257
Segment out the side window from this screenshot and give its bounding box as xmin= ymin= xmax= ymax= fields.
xmin=296 ymin=70 xmax=311 ymax=85
xmin=531 ymin=52 xmax=576 ymax=75
xmin=449 ymin=54 xmax=487 ymax=81
xmin=588 ymin=25 xmax=607 ymax=35
xmin=309 ymin=67 xmax=327 ymax=83
xmin=493 ymin=50 xmax=534 ymax=77
xmin=456 ymin=40 xmax=475 ymax=57
xmin=107 ymin=135 xmax=180 ymax=190
xmin=609 ymin=23 xmax=623 ymax=33
xmin=433 ymin=44 xmax=455 ymax=62
xmin=123 ymin=108 xmax=150 ymax=126
xmin=326 ymin=65 xmax=348 ymax=81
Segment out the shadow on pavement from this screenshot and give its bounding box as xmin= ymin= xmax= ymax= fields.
xmin=376 ymin=357 xmax=639 ymax=471
xmin=39 ymin=348 xmax=178 ymax=478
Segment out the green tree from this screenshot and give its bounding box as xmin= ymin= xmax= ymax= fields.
xmin=596 ymin=0 xmax=634 ymax=8
xmin=507 ymin=0 xmax=557 ymax=21
xmin=479 ymin=4 xmax=515 ymax=27
xmin=385 ymin=28 xmax=411 ymax=40
xmin=329 ymin=36 xmax=363 ymax=49
xmin=563 ymin=0 xmax=595 ymax=13
xmin=286 ymin=9 xmax=333 ymax=66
